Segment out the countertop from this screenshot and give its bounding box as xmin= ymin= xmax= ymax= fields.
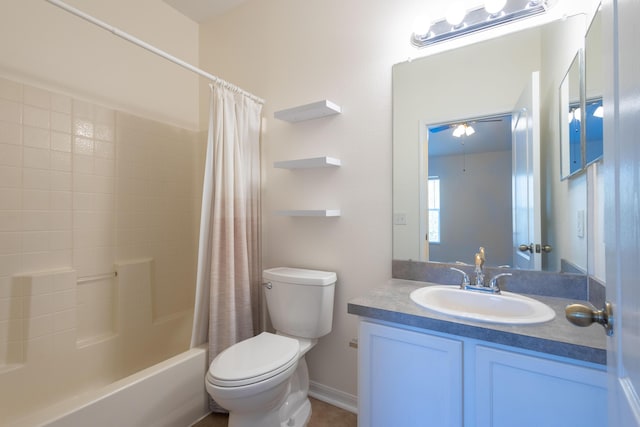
xmin=347 ymin=279 xmax=607 ymax=365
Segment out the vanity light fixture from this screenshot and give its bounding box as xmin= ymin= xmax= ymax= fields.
xmin=411 ymin=0 xmax=550 ymax=48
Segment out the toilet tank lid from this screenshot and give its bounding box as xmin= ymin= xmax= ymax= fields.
xmin=263 ymin=267 xmax=337 ymax=286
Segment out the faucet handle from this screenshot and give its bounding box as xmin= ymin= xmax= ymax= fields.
xmin=450 ymin=267 xmax=470 ymax=288
xmin=489 ymin=273 xmax=512 ymax=291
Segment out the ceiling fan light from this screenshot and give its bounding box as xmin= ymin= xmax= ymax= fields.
xmin=593 ymin=105 xmax=604 ymax=118
xmin=465 ymin=125 xmax=476 ymax=136
xmin=453 ymin=124 xmax=466 ymax=137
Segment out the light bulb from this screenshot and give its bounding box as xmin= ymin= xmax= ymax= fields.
xmin=485 ymin=0 xmax=507 ymax=15
xmin=453 ymin=124 xmax=466 ymax=137
xmin=446 ymin=2 xmax=467 ymax=27
xmin=412 ymin=15 xmax=432 ymax=38
xmin=465 ymin=125 xmax=475 ymax=136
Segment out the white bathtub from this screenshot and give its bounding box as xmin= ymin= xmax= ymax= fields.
xmin=8 ymin=346 xmax=210 ymax=427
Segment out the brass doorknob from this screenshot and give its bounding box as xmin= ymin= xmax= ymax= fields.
xmin=565 ymin=302 xmax=613 ymax=336
xmin=541 ymin=244 xmax=553 ymax=253
xmin=518 ymin=243 xmax=533 ymax=253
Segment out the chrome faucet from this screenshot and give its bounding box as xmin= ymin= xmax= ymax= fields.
xmin=474 ymin=247 xmax=485 ymax=287
xmin=450 ymin=247 xmax=512 ymax=294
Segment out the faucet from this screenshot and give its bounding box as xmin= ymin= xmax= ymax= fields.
xmin=474 ymin=247 xmax=485 ymax=287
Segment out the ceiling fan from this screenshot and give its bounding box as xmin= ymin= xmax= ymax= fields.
xmin=429 ymin=117 xmax=504 ymax=136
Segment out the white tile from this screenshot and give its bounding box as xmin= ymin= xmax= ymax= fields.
xmin=95 ymin=123 xmax=114 ymax=142
xmin=0 ymin=211 xmax=21 ymax=232
xmin=51 ymin=150 xmax=72 ymax=172
xmin=0 ymin=232 xmax=21 ymax=255
xmin=22 ymin=211 xmax=50 ymax=231
xmin=73 ymin=174 xmax=97 ymax=193
xmin=50 ymin=211 xmax=72 ymax=230
xmin=53 ymin=289 xmax=76 ymax=311
xmin=24 ymin=334 xmax=53 ymax=363
xmin=94 ymin=106 xmax=114 ymax=125
xmin=73 ymin=118 xmax=93 ymax=138
xmin=51 ymin=270 xmax=75 ymax=291
xmin=0 ymin=166 xmax=21 ymax=188
xmin=0 ymin=99 xmax=21 ymax=123
xmin=21 ymin=252 xmax=53 ymax=273
xmin=0 ymin=121 xmax=21 ymax=145
xmin=22 ymin=231 xmax=50 ymax=252
xmin=49 ymin=249 xmax=72 ymax=268
xmin=29 ymin=274 xmax=53 ymax=295
xmin=0 ymin=319 xmax=22 ymax=342
xmin=49 ymin=171 xmax=71 ymax=191
xmin=51 ymin=111 xmax=71 ymax=133
xmin=53 ymin=309 xmax=75 ymax=332
xmin=51 ymin=93 xmax=71 ymax=114
xmin=23 ymin=126 xmax=50 ymax=149
xmin=73 ymin=99 xmax=93 ymax=119
xmin=0 ymin=296 xmax=22 ymax=321
xmin=0 ymin=143 xmax=22 ymax=167
xmin=73 ymin=154 xmax=94 ymax=174
xmin=24 ymin=314 xmax=54 ymax=339
xmin=22 ymin=189 xmax=50 ymax=210
xmin=51 ymin=131 xmax=72 ymax=153
xmin=23 ymin=86 xmax=50 ymax=109
xmin=23 ymin=146 xmax=50 ymax=169
xmin=51 ymin=191 xmax=72 ymax=210
xmin=94 ymin=140 xmax=115 ymax=159
xmin=0 ymin=254 xmax=21 ymax=276
xmin=0 ymin=77 xmax=22 ymax=102
xmin=73 ymin=136 xmax=94 ymax=155
xmin=0 ymin=277 xmax=22 ymax=298
xmin=49 ymin=231 xmax=73 ymax=251
xmin=23 ymin=106 xmax=49 ymax=129
xmin=0 ymin=188 xmax=21 ymax=210
xmin=94 ymin=158 xmax=115 ymax=177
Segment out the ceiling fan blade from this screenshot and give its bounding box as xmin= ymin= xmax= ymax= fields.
xmin=429 ymin=125 xmax=452 ymax=133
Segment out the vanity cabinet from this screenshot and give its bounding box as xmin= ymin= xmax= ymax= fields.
xmin=358 ymin=320 xmax=607 ymax=427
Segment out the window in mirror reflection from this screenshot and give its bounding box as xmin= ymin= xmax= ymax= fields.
xmin=427 ymin=177 xmax=441 ymax=244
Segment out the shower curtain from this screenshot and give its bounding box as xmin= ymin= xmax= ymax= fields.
xmin=191 ymin=84 xmax=263 ymax=409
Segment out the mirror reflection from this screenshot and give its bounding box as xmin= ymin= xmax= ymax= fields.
xmin=560 ymin=51 xmax=584 ymax=179
xmin=585 ymin=8 xmax=603 ymax=166
xmin=393 ymin=16 xmax=589 ymax=272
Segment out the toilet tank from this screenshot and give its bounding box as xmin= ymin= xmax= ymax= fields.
xmin=263 ymin=267 xmax=336 ymax=339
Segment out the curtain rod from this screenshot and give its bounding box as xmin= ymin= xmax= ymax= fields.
xmin=45 ymin=0 xmax=265 ymax=105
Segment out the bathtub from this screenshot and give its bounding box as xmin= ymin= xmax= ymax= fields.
xmin=8 ymin=346 xmax=210 ymax=427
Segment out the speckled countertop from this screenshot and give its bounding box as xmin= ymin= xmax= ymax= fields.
xmin=348 ymin=279 xmax=606 ymax=365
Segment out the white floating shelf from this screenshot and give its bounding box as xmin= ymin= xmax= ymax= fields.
xmin=275 ymin=210 xmax=341 ymax=217
xmin=274 ymin=100 xmax=342 ymax=123
xmin=274 ymin=156 xmax=341 ymax=169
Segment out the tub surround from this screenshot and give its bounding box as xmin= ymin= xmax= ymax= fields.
xmin=348 ymin=278 xmax=605 ymax=365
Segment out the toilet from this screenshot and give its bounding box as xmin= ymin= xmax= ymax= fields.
xmin=205 ymin=267 xmax=337 ymax=427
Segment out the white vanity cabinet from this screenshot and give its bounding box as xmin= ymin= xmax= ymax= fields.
xmin=358 ymin=321 xmax=463 ymax=427
xmin=358 ymin=320 xmax=607 ymax=427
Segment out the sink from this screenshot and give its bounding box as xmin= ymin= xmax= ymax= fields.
xmin=409 ymin=285 xmax=556 ymax=324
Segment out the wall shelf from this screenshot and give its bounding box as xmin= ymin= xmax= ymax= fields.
xmin=274 ymin=156 xmax=341 ymax=169
xmin=274 ymin=100 xmax=341 ymax=122
xmin=275 ymin=210 xmax=341 ymax=217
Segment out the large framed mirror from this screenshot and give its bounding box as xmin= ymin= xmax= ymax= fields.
xmin=393 ymin=15 xmax=589 ymax=272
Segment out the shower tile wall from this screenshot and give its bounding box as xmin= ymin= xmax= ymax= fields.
xmin=0 ymin=76 xmax=202 ymax=420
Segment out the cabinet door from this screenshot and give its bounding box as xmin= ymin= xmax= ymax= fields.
xmin=358 ymin=321 xmax=463 ymax=427
xmin=474 ymin=345 xmax=607 ymax=427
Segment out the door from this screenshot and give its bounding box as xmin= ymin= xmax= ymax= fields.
xmin=605 ymin=0 xmax=640 ymax=424
xmin=512 ymin=71 xmax=542 ymax=270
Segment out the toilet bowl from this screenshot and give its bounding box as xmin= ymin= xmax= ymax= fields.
xmin=206 ymin=267 xmax=336 ymax=427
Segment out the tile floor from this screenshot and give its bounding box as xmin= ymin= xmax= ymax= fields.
xmin=192 ymin=397 xmax=357 ymax=427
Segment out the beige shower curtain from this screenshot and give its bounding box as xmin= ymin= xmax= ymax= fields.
xmin=190 ymin=83 xmax=263 ymax=380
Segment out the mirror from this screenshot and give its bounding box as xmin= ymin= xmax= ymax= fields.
xmin=560 ymin=51 xmax=585 ymax=179
xmin=393 ymin=16 xmax=589 ymax=272
xmin=585 ymin=8 xmax=603 ymax=167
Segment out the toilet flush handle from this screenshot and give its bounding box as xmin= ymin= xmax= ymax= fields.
xmin=262 ymin=282 xmax=272 ymax=290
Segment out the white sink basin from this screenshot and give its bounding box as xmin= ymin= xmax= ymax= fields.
xmin=409 ymin=285 xmax=556 ymax=325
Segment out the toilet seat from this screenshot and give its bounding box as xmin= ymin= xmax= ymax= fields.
xmin=207 ymin=332 xmax=299 ymax=387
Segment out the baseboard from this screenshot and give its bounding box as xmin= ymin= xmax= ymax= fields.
xmin=308 ymin=381 xmax=358 ymax=414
